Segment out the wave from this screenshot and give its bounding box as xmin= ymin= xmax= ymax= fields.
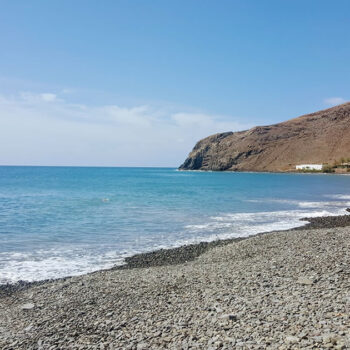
xmin=298 ymin=201 xmax=350 ymax=208
xmin=246 ymin=197 xmax=350 ymax=209
xmin=324 ymin=194 xmax=350 ymax=200
xmin=0 ymin=248 xmax=129 ymax=284
xmin=185 ymin=208 xmax=347 ymax=236
xmin=2 ymin=196 xmax=349 ymax=285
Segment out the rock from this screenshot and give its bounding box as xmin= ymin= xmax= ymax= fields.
xmin=323 ymin=334 xmax=338 ymax=344
xmin=285 ymin=336 xmax=299 ymax=344
xmin=20 ymin=303 xmax=35 ymax=310
xmin=24 ymin=324 xmax=33 ymax=332
xmin=297 ymin=277 xmax=314 ymax=285
xmin=335 ymin=343 xmax=346 ymax=350
xmin=219 ymin=314 xmax=237 ymax=321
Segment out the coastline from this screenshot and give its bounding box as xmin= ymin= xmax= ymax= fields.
xmin=178 ymin=169 xmax=350 ymax=175
xmin=1 ymin=213 xmax=350 ymax=298
xmin=116 ymin=213 xmax=350 ymax=270
xmin=1 ymin=214 xmax=350 ymax=348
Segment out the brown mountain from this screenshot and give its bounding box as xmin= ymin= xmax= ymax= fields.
xmin=179 ymin=102 xmax=350 ymax=172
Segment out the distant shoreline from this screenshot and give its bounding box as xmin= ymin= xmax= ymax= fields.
xmin=177 ymin=168 xmax=350 ymax=175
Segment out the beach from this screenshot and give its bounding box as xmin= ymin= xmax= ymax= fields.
xmin=1 ymin=215 xmax=350 ymax=349
xmin=1 ymin=1 xmax=350 ymax=349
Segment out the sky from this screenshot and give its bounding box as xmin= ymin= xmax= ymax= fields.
xmin=0 ymin=0 xmax=349 ymax=167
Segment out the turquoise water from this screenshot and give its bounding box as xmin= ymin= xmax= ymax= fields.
xmin=1 ymin=166 xmax=350 ymax=284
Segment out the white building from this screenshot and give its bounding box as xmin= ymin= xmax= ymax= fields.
xmin=296 ymin=164 xmax=323 ymax=171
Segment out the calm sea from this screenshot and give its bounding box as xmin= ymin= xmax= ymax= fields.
xmin=1 ymin=166 xmax=350 ymax=284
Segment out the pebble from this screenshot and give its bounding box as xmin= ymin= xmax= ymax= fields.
xmin=285 ymin=335 xmax=299 ymax=344
xmin=20 ymin=303 xmax=35 ymax=310
xmin=219 ymin=314 xmax=237 ymax=321
xmin=1 ymin=217 xmax=350 ymax=349
xmin=296 ymin=277 xmax=314 ymax=285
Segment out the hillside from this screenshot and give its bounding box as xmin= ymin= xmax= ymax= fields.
xmin=179 ymin=102 xmax=350 ymax=172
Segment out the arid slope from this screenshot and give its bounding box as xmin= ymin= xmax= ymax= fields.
xmin=179 ymin=102 xmax=350 ymax=172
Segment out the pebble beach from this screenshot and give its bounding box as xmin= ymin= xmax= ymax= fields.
xmin=1 ymin=215 xmax=350 ymax=349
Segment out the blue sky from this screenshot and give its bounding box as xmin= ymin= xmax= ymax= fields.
xmin=0 ymin=0 xmax=349 ymax=166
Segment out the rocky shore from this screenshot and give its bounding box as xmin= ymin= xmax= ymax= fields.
xmin=1 ymin=215 xmax=350 ymax=349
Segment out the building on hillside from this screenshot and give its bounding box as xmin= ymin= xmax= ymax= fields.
xmin=296 ymin=164 xmax=323 ymax=171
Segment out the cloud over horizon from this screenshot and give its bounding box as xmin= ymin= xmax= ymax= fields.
xmin=0 ymin=91 xmax=251 ymax=167
xmin=324 ymin=97 xmax=347 ymax=106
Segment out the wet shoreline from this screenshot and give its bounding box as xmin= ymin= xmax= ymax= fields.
xmin=2 ymin=212 xmax=350 ymax=297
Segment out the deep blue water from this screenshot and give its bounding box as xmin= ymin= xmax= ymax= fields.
xmin=1 ymin=166 xmax=350 ymax=283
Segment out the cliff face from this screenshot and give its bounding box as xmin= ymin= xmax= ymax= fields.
xmin=179 ymin=102 xmax=350 ymax=172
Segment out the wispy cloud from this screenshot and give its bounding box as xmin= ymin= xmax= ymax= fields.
xmin=19 ymin=92 xmax=62 ymax=103
xmin=40 ymin=93 xmax=58 ymax=102
xmin=324 ymin=97 xmax=347 ymax=106
xmin=0 ymin=91 xmax=251 ymax=166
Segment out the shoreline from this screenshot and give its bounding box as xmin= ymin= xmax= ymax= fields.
xmin=116 ymin=213 xmax=350 ymax=270
xmin=2 ymin=212 xmax=350 ymax=297
xmin=178 ymin=168 xmax=350 ymax=175
xmin=1 ymin=214 xmax=350 ymax=348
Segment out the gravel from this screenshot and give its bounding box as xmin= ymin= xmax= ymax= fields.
xmin=1 ymin=215 xmax=350 ymax=349
xmin=117 ymin=213 xmax=350 ymax=270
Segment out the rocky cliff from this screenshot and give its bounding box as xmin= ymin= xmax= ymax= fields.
xmin=179 ymin=102 xmax=350 ymax=172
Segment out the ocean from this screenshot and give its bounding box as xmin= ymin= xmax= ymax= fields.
xmin=1 ymin=166 xmax=350 ymax=284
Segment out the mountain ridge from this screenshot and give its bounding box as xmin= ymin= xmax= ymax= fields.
xmin=179 ymin=102 xmax=350 ymax=172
